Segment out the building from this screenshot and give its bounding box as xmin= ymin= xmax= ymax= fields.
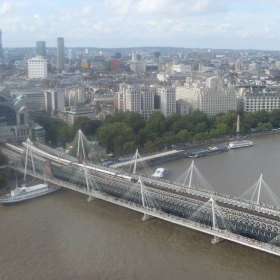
xmin=172 ymin=64 xmax=191 ymax=73
xmin=0 ymin=29 xmax=2 ymax=59
xmin=57 ymin=37 xmax=65 ymax=70
xmin=132 ymin=52 xmax=137 ymax=62
xmin=176 ymin=77 xmax=237 ymax=117
xmin=12 ymin=90 xmax=45 ymax=110
xmin=28 ymin=56 xmax=48 ymax=79
xmin=45 ymin=90 xmax=65 ymax=113
xmin=110 ymin=59 xmax=119 ymax=71
xmin=115 ymin=83 xmax=159 ymax=119
xmin=157 ymin=87 xmax=176 ymax=117
xmin=0 ymin=96 xmax=31 ymax=142
xmin=68 ymin=49 xmax=76 ymax=60
xmin=31 ymin=124 xmax=46 ymax=143
xmin=67 ymin=106 xmax=96 ymax=126
xmin=65 ymin=87 xmax=85 ymax=106
xmin=115 ymin=52 xmax=121 ymax=59
xmin=130 ymin=62 xmax=146 ymax=73
xmin=239 ymin=88 xmax=280 ymax=112
xmin=36 ymin=41 xmax=46 ymax=57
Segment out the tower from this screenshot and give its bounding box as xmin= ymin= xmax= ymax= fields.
xmin=36 ymin=41 xmax=46 ymax=57
xmin=57 ymin=37 xmax=65 ymax=70
xmin=0 ymin=29 xmax=2 ymax=59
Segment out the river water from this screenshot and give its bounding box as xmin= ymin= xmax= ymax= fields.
xmin=1 ymin=134 xmax=280 ymax=280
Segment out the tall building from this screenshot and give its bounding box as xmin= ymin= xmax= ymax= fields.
xmin=44 ymin=90 xmax=65 ymax=113
xmin=0 ymin=29 xmax=2 ymax=59
xmin=157 ymin=87 xmax=176 ymax=117
xmin=28 ymin=56 xmax=48 ymax=79
xmin=57 ymin=37 xmax=65 ymax=70
xmin=36 ymin=41 xmax=46 ymax=57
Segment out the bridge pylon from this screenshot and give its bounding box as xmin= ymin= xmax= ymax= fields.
xmin=138 ymin=176 xmax=152 ymax=221
xmin=83 ymin=161 xmax=96 ymax=201
xmin=210 ymin=195 xmax=223 ymax=244
xmin=24 ymin=138 xmax=36 ymax=181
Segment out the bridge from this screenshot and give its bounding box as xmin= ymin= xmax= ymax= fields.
xmin=2 ymin=130 xmax=280 ymax=257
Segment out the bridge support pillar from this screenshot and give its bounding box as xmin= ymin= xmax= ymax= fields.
xmin=87 ymin=196 xmax=96 ymax=202
xmin=212 ymin=236 xmax=223 ymax=244
xmin=142 ymin=214 xmax=153 ymax=221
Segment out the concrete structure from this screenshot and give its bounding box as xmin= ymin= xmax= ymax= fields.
xmin=176 ymin=99 xmax=190 ymax=116
xmin=132 ymin=52 xmax=138 ymax=62
xmin=31 ymin=124 xmax=46 ymax=143
xmin=36 ymin=41 xmax=46 ymax=57
xmin=67 ymin=106 xmax=96 ymax=126
xmin=28 ymin=56 xmax=48 ymax=79
xmin=57 ymin=37 xmax=65 ymax=70
xmin=176 ymin=77 xmax=237 ymax=117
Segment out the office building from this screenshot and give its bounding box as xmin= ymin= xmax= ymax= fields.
xmin=36 ymin=41 xmax=46 ymax=57
xmin=130 ymin=62 xmax=146 ymax=73
xmin=157 ymin=87 xmax=176 ymax=117
xmin=65 ymin=87 xmax=85 ymax=106
xmin=28 ymin=56 xmax=48 ymax=79
xmin=57 ymin=37 xmax=65 ymax=70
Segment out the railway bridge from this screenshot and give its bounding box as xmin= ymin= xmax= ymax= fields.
xmin=2 ymin=131 xmax=280 ymax=257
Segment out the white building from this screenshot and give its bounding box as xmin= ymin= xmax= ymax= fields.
xmin=68 ymin=49 xmax=76 ymax=60
xmin=176 ymin=77 xmax=237 ymax=117
xmin=28 ymin=56 xmax=47 ymax=79
xmin=157 ymin=87 xmax=176 ymax=117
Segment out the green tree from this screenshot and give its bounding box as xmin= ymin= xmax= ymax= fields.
xmin=144 ymin=112 xmax=166 ymax=138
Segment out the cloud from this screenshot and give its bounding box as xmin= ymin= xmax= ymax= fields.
xmin=0 ymin=0 xmax=279 ymax=49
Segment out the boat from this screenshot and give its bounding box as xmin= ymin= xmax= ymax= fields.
xmin=186 ymin=143 xmax=229 ymax=158
xmin=152 ymin=168 xmax=168 ymax=179
xmin=0 ymin=182 xmax=61 ymax=205
xmin=228 ymin=140 xmax=253 ymax=149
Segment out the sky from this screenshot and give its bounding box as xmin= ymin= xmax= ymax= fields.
xmin=1 ymin=0 xmax=280 ymax=50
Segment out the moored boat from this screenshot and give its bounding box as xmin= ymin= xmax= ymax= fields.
xmin=228 ymin=140 xmax=253 ymax=149
xmin=186 ymin=143 xmax=229 ymax=158
xmin=1 ymin=183 xmax=61 ymax=205
xmin=152 ymin=168 xmax=168 ymax=179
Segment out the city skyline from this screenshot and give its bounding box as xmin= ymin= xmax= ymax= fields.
xmin=0 ymin=0 xmax=280 ymax=50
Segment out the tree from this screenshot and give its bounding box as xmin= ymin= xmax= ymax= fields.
xmin=144 ymin=112 xmax=166 ymax=138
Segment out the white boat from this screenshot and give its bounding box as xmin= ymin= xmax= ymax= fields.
xmin=1 ymin=183 xmax=61 ymax=205
xmin=152 ymin=168 xmax=168 ymax=179
xmin=228 ymin=140 xmax=253 ymax=149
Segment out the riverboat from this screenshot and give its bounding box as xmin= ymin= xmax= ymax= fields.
xmin=186 ymin=143 xmax=229 ymax=158
xmin=152 ymin=168 xmax=168 ymax=179
xmin=0 ymin=183 xmax=61 ymax=205
xmin=228 ymin=140 xmax=253 ymax=149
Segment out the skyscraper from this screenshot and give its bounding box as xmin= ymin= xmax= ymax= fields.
xmin=36 ymin=41 xmax=46 ymax=57
xmin=0 ymin=29 xmax=2 ymax=59
xmin=57 ymin=37 xmax=65 ymax=70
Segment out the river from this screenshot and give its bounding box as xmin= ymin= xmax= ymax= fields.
xmin=1 ymin=134 xmax=280 ymax=280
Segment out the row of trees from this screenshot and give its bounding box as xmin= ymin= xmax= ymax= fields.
xmin=34 ymin=109 xmax=280 ymax=155
xmin=97 ymin=109 xmax=280 ymax=154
